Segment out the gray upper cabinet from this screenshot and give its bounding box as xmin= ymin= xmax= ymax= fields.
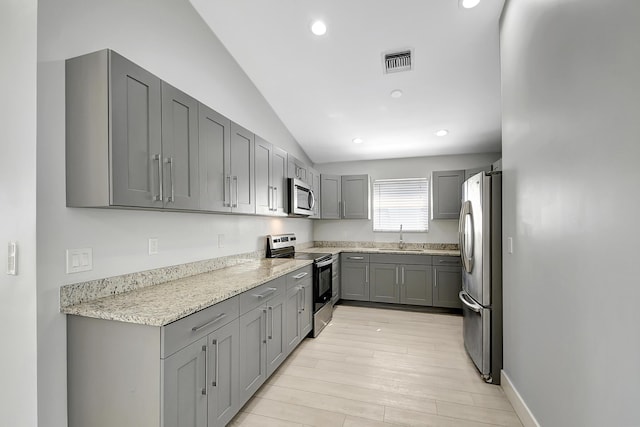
xmin=308 ymin=167 xmax=321 ymax=219
xmin=341 ymin=175 xmax=371 ymax=219
xmin=199 ymin=104 xmax=231 ymax=213
xmin=161 ymin=82 xmax=200 ymax=210
xmin=67 ymin=49 xmax=163 ymax=208
xmin=431 ymin=170 xmax=464 ymax=220
xmin=255 ymin=136 xmax=287 ymax=216
xmin=321 ymin=174 xmax=342 ymax=219
xmin=287 ymin=154 xmax=308 ymax=183
xmin=230 ymin=123 xmax=256 ymax=214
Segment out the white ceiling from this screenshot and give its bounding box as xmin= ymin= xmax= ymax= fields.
xmin=190 ymin=0 xmax=504 ymax=164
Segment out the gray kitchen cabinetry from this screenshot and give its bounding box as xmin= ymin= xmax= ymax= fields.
xmin=369 ymin=254 xmax=433 ymax=306
xmin=432 ymin=256 xmax=463 ymax=309
xmin=229 ymin=123 xmax=256 ymax=214
xmin=238 ymin=277 xmax=286 ymax=406
xmin=340 ymin=253 xmax=370 ymax=301
xmin=285 ymin=266 xmax=313 ymax=355
xmin=255 ymin=136 xmax=287 ymax=216
xmin=341 ymin=175 xmax=371 ymax=219
xmin=321 ymin=174 xmax=342 ymax=219
xmin=66 ymin=49 xmax=199 ymax=210
xmin=287 ymin=154 xmax=308 ymax=183
xmin=331 ymin=254 xmax=340 ymax=305
xmin=307 ymin=167 xmax=322 ymax=219
xmin=431 ymin=170 xmax=464 ymax=220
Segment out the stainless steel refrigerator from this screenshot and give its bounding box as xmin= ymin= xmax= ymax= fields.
xmin=458 ymin=171 xmax=502 ymax=384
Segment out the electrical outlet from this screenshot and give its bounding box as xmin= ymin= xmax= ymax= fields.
xmin=218 ymin=234 xmax=225 ymax=248
xmin=148 ymin=238 xmax=159 ymax=255
xmin=66 ymin=248 xmax=93 ymax=274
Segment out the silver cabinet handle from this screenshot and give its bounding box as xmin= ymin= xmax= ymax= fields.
xmin=438 ymin=258 xmax=460 ymax=264
xmin=343 ymin=200 xmax=346 ymax=218
xmin=296 ymin=286 xmax=303 ymax=313
xmin=201 ymin=344 xmax=207 ymax=396
xmin=268 ymin=185 xmax=272 ymax=211
xmin=224 ymin=176 xmax=230 ymax=207
xmin=402 ymin=266 xmax=405 ymax=284
xmin=262 ymin=309 xmax=267 ymax=344
xmin=211 ymin=339 xmax=219 ymax=387
xmin=165 ymin=157 xmax=175 ymax=203
xmin=348 ymin=256 xmax=364 ymax=260
xmin=395 ymin=266 xmax=399 ymax=285
xmin=153 ymin=154 xmax=163 ymax=202
xmin=252 ymin=287 xmax=277 ymax=299
xmin=293 ymin=272 xmax=308 ymax=279
xmin=459 ymin=291 xmax=482 ymax=313
xmin=301 ymin=286 xmax=306 ymax=311
xmin=268 ymin=306 xmax=273 ymax=339
xmin=192 ymin=313 xmax=227 ymax=332
xmin=273 ymin=187 xmax=278 ymax=211
xmin=232 ymin=176 xmax=239 ymax=208
xmin=365 ymin=265 xmax=369 ymax=283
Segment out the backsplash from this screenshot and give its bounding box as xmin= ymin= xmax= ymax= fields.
xmin=313 ymin=241 xmax=459 ymax=251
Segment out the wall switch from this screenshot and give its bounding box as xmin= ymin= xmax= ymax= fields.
xmin=507 ymin=237 xmax=514 ymax=254
xmin=66 ymin=248 xmax=93 ymax=274
xmin=218 ymin=234 xmax=225 ymax=248
xmin=148 ymin=238 xmax=159 ymax=255
xmin=7 ymin=241 xmax=17 ymax=275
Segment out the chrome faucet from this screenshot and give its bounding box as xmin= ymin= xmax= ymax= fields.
xmin=399 ymin=224 xmax=405 ymax=249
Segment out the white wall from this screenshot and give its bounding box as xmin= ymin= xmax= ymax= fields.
xmin=501 ymin=1 xmax=640 ymax=425
xmin=37 ymin=1 xmax=312 ymax=425
xmin=313 ymin=153 xmax=500 ymax=244
xmin=0 ymin=1 xmax=39 ymax=426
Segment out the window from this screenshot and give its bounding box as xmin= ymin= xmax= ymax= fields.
xmin=373 ymin=178 xmax=429 ymax=232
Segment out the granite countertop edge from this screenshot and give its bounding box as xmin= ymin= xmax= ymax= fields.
xmin=302 ymin=247 xmax=461 ymax=257
xmin=62 ymin=259 xmax=313 ymax=327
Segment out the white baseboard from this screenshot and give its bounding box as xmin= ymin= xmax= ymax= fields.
xmin=501 ymin=370 xmax=541 ymax=427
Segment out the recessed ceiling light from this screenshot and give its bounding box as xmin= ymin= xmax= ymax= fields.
xmin=435 ymin=129 xmax=449 ymax=137
xmin=352 ymin=137 xmax=364 ymax=144
xmin=459 ymin=0 xmax=480 ymax=8
xmin=311 ymin=20 xmax=327 ymax=36
xmin=390 ymin=89 xmax=403 ymax=98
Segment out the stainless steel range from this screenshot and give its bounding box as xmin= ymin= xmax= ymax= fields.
xmin=266 ymin=234 xmax=333 ymax=337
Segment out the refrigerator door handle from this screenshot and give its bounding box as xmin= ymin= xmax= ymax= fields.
xmin=458 ymin=200 xmax=474 ymax=273
xmin=459 ymin=291 xmax=482 ymax=313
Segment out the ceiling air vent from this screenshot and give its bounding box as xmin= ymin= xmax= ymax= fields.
xmin=383 ymin=49 xmax=413 ymax=74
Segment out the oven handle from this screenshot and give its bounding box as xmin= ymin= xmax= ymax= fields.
xmin=315 ymin=258 xmax=333 ymax=268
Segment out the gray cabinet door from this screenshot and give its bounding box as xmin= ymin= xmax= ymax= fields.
xmin=299 ymin=279 xmax=313 ymax=337
xmin=287 ymin=154 xmax=307 ymax=183
xmin=308 ymin=168 xmax=321 ymax=219
xmin=341 ymin=262 xmax=369 ymax=301
xmin=238 ymin=306 xmax=265 ymax=406
xmin=370 ymin=263 xmax=400 ymax=303
xmin=208 ymin=319 xmax=240 ymax=427
xmin=230 ymin=122 xmax=255 ymax=214
xmin=161 ymin=82 xmax=200 ymax=210
xmin=198 ymin=104 xmax=231 ymax=212
xmin=272 ymin=146 xmax=288 ymax=216
xmin=321 ymin=174 xmax=341 ymax=219
xmin=110 ymin=51 xmax=163 ymax=208
xmin=433 ymin=265 xmax=463 ymax=308
xmin=431 ymin=170 xmax=464 ymax=220
xmin=266 ymin=292 xmax=286 ymax=377
xmin=341 ymin=175 xmax=370 ymax=219
xmin=163 ymin=337 xmax=208 ymax=427
xmin=400 ymin=265 xmax=433 ymax=306
xmin=284 ymin=285 xmax=301 ymax=355
xmin=254 ymin=136 xmax=272 ymax=216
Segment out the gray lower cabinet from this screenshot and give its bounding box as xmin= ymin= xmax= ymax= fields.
xmin=340 ymin=253 xmax=370 ymax=301
xmin=401 ymin=264 xmax=433 ymax=306
xmin=321 ymin=174 xmax=342 ymax=219
xmin=369 ymin=254 xmax=433 ymax=306
xmin=431 ymin=170 xmax=465 ymax=220
xmin=285 ymin=266 xmax=313 ymax=355
xmin=433 ymin=256 xmax=463 ymax=308
xmin=370 ymin=263 xmax=400 ymax=303
xmin=255 ymin=136 xmax=287 ymax=216
xmin=67 ymin=49 xmax=201 ymax=210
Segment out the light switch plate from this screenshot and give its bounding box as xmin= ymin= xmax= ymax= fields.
xmin=148 ymin=238 xmax=159 ymax=255
xmin=218 ymin=234 xmax=225 ymax=248
xmin=7 ymin=241 xmax=17 ymax=275
xmin=66 ymin=248 xmax=93 ymax=274
xmin=507 ymin=237 xmax=514 ymax=254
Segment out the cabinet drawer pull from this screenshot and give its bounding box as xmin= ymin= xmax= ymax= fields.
xmin=165 ymin=157 xmax=175 ymax=203
xmin=211 ymin=339 xmax=219 ymax=387
xmin=153 ymin=154 xmax=163 ymax=202
xmin=201 ymin=344 xmax=207 ymax=396
xmin=252 ymin=287 xmax=277 ymax=299
xmin=348 ymin=256 xmax=364 ymax=260
xmin=191 ymin=313 xmax=227 ymax=332
xmin=438 ymin=259 xmax=460 ymax=264
xmin=268 ymin=306 xmax=274 ymax=339
xmin=293 ymin=272 xmax=308 ymax=279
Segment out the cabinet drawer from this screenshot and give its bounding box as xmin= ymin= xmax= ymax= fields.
xmin=239 ymin=276 xmax=286 ymax=315
xmin=433 ymin=255 xmax=462 ymax=267
xmin=286 ymin=265 xmax=313 ymax=290
xmin=369 ymin=253 xmax=432 ymax=265
xmin=162 ymin=295 xmax=239 ymax=358
xmin=341 ymin=253 xmax=369 ymax=263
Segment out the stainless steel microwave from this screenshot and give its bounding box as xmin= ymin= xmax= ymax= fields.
xmin=288 ymin=178 xmax=315 ymax=216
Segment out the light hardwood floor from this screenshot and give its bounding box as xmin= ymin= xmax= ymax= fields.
xmin=230 ymin=304 xmax=522 ymax=427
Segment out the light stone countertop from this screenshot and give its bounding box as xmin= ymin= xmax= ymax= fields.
xmin=299 ymin=246 xmax=461 ymax=257
xmin=62 ymin=258 xmax=312 ymax=327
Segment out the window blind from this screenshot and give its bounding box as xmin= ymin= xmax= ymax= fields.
xmin=373 ymin=178 xmax=429 ymax=232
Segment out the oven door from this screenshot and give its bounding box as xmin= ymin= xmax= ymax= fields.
xmin=313 ymin=258 xmax=332 ymax=311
